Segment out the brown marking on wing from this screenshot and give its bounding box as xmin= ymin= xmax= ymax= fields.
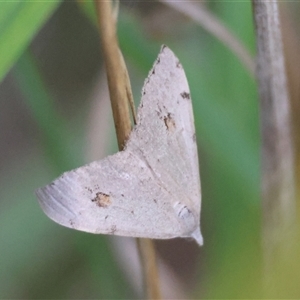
xmin=92 ymin=192 xmax=112 ymax=208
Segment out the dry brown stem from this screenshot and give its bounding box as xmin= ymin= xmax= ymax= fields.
xmin=94 ymin=1 xmax=161 ymax=298
xmin=137 ymin=239 xmax=162 ymax=299
xmin=95 ymin=0 xmax=131 ymax=149
xmin=252 ymin=0 xmax=297 ymax=295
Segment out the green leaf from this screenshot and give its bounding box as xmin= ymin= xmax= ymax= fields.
xmin=0 ymin=1 xmax=62 ymax=82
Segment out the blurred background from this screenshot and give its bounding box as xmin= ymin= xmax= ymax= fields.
xmin=1 ymin=1 xmax=300 ymax=298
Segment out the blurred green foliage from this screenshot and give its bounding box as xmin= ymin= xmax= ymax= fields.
xmin=0 ymin=1 xmax=61 ymax=82
xmin=0 ymin=1 xmax=272 ymax=298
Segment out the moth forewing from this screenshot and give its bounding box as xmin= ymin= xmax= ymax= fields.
xmin=36 ymin=46 xmax=203 ymax=245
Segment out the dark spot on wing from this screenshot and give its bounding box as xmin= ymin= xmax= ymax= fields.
xmin=178 ymin=205 xmax=191 ymax=219
xmin=176 ymin=60 xmax=182 ymax=69
xmin=180 ymin=92 xmax=190 ymax=99
xmin=85 ymin=187 xmax=93 ymax=193
xmin=193 ymin=133 xmax=196 ymax=142
xmin=164 ymin=113 xmax=176 ymax=132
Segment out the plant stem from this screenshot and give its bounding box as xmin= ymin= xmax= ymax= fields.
xmin=94 ymin=1 xmax=162 ymax=298
xmin=252 ymin=0 xmax=297 ymax=295
xmin=95 ymin=0 xmax=131 ymax=149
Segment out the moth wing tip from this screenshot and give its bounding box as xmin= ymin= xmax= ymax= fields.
xmin=191 ymin=227 xmax=203 ymax=246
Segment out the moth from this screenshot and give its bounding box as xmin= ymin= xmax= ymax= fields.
xmin=36 ymin=46 xmax=203 ymax=245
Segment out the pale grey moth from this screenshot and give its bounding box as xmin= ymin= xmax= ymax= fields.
xmin=36 ymin=46 xmax=203 ymax=245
